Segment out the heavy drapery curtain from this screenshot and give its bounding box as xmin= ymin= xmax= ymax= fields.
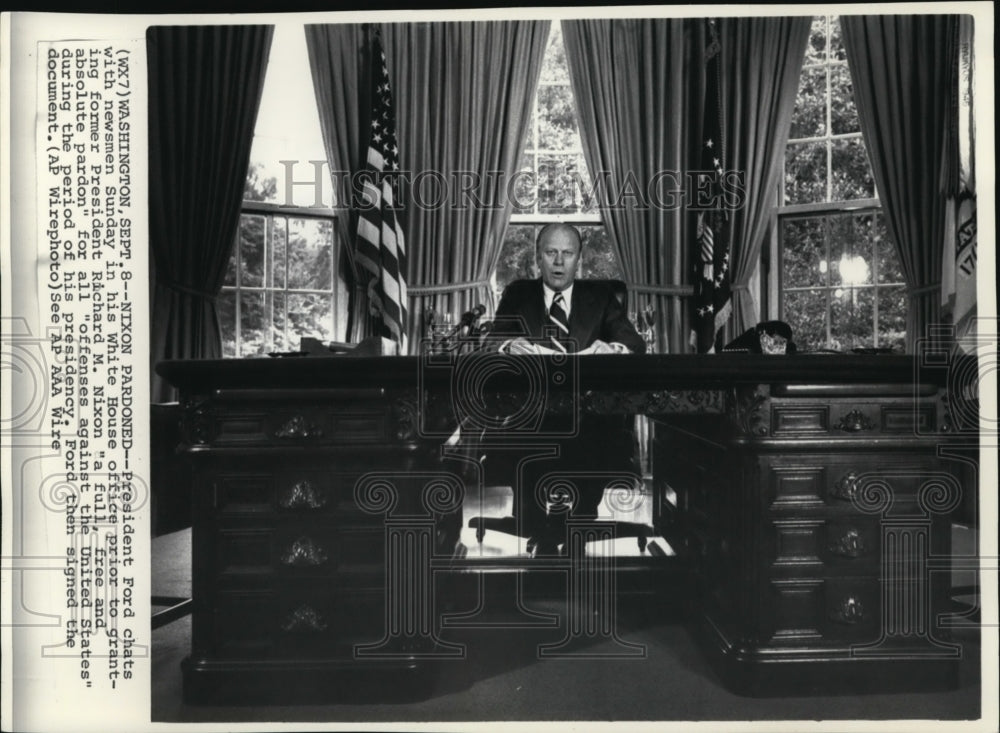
xmin=717 ymin=16 xmax=811 ymax=337
xmin=148 ymin=25 xmax=273 ymax=401
xmin=306 ymin=21 xmax=549 ymax=349
xmin=840 ymin=15 xmax=958 ymax=351
xmin=563 ymin=17 xmax=807 ymax=352
xmin=561 ymin=19 xmax=695 ymax=353
xmin=305 ymin=24 xmax=367 ymax=339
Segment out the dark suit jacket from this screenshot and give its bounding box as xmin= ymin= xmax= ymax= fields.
xmin=492 ymin=279 xmax=646 ymax=355
xmin=488 ymin=279 xmax=644 ymax=478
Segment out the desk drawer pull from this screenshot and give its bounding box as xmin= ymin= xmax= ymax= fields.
xmin=830 ymin=471 xmax=859 ymax=501
xmin=280 ymin=604 xmax=328 ymax=633
xmin=281 ymin=536 xmax=329 ymax=567
xmin=274 ymin=415 xmax=324 ymax=440
xmin=828 ymin=528 xmax=866 ymax=558
xmin=835 ymin=409 xmax=875 ymax=433
xmin=279 ymin=480 xmax=328 ymax=510
xmin=830 ymin=595 xmax=865 ymax=625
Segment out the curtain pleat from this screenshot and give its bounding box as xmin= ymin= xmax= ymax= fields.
xmin=147 ymin=25 xmax=273 ymax=401
xmin=718 ymin=16 xmax=811 ymax=337
xmin=841 ymin=15 xmax=958 ymax=351
xmin=307 ymin=21 xmax=549 ymax=349
xmin=562 ymin=19 xmax=693 ymax=353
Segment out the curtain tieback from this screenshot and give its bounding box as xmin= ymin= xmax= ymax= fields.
xmin=908 ymin=284 xmax=939 ymax=296
xmin=160 ymin=279 xmax=217 ymax=302
xmin=408 ymin=279 xmax=491 ymax=296
xmin=730 ymin=284 xmax=750 ymax=292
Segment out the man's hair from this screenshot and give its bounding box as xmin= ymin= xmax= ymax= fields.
xmin=536 ymin=222 xmax=582 ymax=252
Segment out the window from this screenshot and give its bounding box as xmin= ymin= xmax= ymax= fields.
xmin=219 ymin=24 xmax=345 ymax=357
xmin=494 ymin=25 xmax=622 ymax=294
xmin=776 ymin=16 xmax=907 ymax=351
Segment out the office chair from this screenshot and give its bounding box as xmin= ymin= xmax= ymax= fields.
xmin=466 ymin=279 xmax=654 ymax=555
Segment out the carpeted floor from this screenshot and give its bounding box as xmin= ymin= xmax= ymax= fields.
xmin=151 ymin=522 xmax=983 ymax=725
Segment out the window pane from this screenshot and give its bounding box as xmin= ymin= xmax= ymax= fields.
xmin=239 ymin=291 xmax=266 ymax=356
xmin=784 ymin=141 xmax=827 ymax=204
xmin=536 ymin=85 xmax=580 ymax=151
xmin=539 ymin=25 xmax=569 ymax=84
xmin=287 ymin=218 xmax=333 ymax=290
xmin=830 ymin=286 xmax=875 ymax=350
xmin=789 ymin=66 xmax=827 ymax=139
xmin=782 ymin=217 xmax=826 ymax=288
xmin=537 ymin=154 xmax=586 ymax=214
xmin=828 ymin=213 xmax=872 ymax=287
xmin=580 ymin=225 xmax=624 ymax=280
xmin=875 ymin=218 xmax=905 ymax=284
xmin=218 ymin=290 xmax=237 ymax=357
xmin=270 ymin=216 xmax=287 ymax=289
xmin=246 ymin=25 xmax=332 ymax=208
xmin=224 ymin=234 xmax=239 ymax=287
xmin=829 ymin=64 xmax=860 ymax=135
xmin=575 ymin=153 xmax=600 ymax=214
xmin=287 ymin=293 xmax=334 ymax=343
xmin=804 ymin=16 xmax=827 ymax=66
xmin=513 ymin=152 xmax=536 ymax=214
xmin=496 ymin=224 xmax=537 ymax=289
xmin=783 ymin=288 xmax=828 ymax=351
xmin=239 ymin=214 xmax=266 ymax=287
xmin=877 ymin=286 xmax=907 ymax=351
xmin=829 ymin=17 xmax=847 ymax=63
xmin=524 ymin=105 xmax=536 ymax=150
xmin=830 ymin=138 xmax=875 ymax=200
xmin=270 ymin=291 xmax=288 ymax=352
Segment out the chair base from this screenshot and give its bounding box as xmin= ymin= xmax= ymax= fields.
xmin=468 ymin=515 xmax=652 ymax=553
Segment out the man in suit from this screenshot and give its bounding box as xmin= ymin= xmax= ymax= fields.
xmin=490 ymin=223 xmax=645 ymax=554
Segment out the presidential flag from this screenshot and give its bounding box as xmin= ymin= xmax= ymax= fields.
xmin=690 ymin=18 xmax=731 ymax=354
xmin=941 ymin=15 xmax=976 ymax=346
xmin=355 ymin=25 xmax=408 ymax=353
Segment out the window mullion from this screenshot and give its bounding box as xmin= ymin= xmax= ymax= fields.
xmin=234 ymin=226 xmax=242 ymax=357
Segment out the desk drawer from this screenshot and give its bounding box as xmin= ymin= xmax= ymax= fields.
xmin=764 ymin=454 xmax=944 ymax=513
xmin=211 ymin=589 xmax=386 ymax=658
xmin=768 ymin=517 xmax=882 ymax=576
xmin=763 ymin=577 xmax=883 ymax=645
xmin=208 ymin=406 xmax=390 ymax=447
xmin=769 ymin=387 xmax=938 ymax=437
xmin=216 ymin=525 xmax=385 ymax=579
xmin=212 ymin=470 xmax=370 ymax=518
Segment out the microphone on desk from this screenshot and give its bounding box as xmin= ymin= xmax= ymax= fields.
xmin=446 ymin=304 xmax=486 ymax=338
xmin=433 ymin=304 xmax=487 ymax=348
xmin=458 ymin=304 xmax=486 ymax=327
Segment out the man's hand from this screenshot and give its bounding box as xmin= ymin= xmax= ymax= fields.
xmin=504 ymin=337 xmax=542 ymax=355
xmin=581 ymin=339 xmax=630 ymax=355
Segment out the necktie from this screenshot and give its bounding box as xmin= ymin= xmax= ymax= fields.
xmin=549 ymin=292 xmax=571 ymax=351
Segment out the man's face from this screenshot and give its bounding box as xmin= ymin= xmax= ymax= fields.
xmin=536 ymin=228 xmax=581 ymax=292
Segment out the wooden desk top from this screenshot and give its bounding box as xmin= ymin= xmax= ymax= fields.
xmin=157 ymin=353 xmax=949 ymax=393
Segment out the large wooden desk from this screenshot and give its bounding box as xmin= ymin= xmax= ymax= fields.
xmin=158 ymin=353 xmax=973 ymax=700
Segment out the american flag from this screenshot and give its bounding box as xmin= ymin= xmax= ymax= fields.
xmin=355 ymin=25 xmax=408 ymax=353
xmin=690 ymin=18 xmax=731 ymax=354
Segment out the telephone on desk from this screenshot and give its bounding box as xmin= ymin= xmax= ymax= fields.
xmin=721 ymin=320 xmax=796 ymax=354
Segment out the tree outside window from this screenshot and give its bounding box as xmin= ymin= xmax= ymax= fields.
xmin=219 ymin=25 xmax=346 ymax=357
xmin=778 ymin=16 xmax=907 ymax=352
xmin=495 ymin=25 xmax=623 ymax=295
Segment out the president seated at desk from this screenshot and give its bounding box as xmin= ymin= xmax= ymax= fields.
xmin=481 ymin=222 xmax=646 ymax=556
